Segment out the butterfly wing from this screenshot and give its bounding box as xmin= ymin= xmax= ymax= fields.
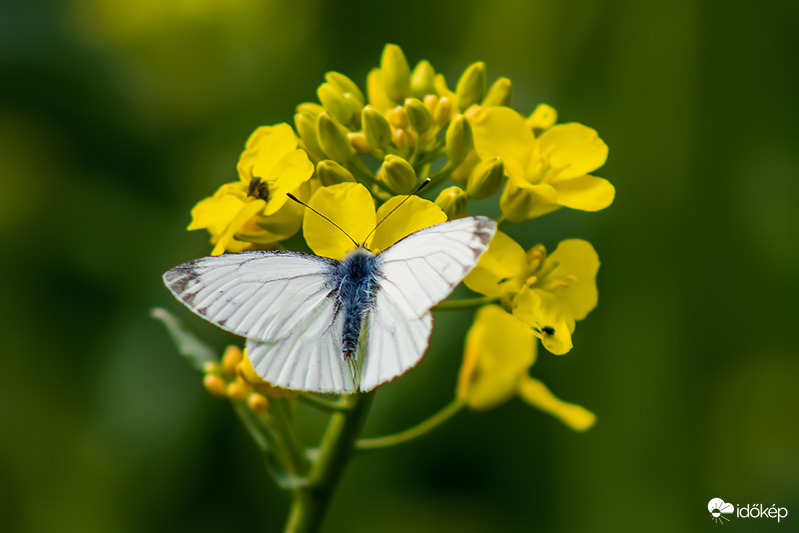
xmin=163 ymin=251 xmax=356 ymax=393
xmin=359 ymin=216 xmax=497 ymax=391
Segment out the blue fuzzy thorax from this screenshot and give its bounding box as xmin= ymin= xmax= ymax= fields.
xmin=335 ymin=247 xmax=380 ymax=359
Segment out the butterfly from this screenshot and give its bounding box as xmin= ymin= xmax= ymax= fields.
xmin=163 ymin=215 xmax=496 ymax=394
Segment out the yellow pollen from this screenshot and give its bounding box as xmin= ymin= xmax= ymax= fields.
xmin=525 ymin=275 xmax=538 ymax=286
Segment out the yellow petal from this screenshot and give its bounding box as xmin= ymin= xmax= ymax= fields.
xmin=499 ymin=181 xmax=560 ymax=222
xmin=543 ymin=239 xmax=599 ymax=321
xmin=512 ymin=287 xmax=573 ymax=355
xmin=463 ymin=231 xmax=527 ymax=297
xmin=471 ymin=106 xmax=536 ymax=181
xmin=457 ymin=305 xmax=536 ymax=410
xmin=211 ymin=199 xmax=267 ymax=256
xmin=188 ymin=182 xmax=248 ymax=235
xmin=517 ymin=377 xmax=596 ymax=431
xmin=304 ymin=183 xmax=376 ymax=259
xmin=237 ymin=124 xmax=314 ymax=216
xmin=262 ymin=149 xmax=315 ymax=216
xmin=551 ymin=175 xmax=615 ymax=212
xmin=368 ymin=195 xmax=446 ymax=254
xmin=539 ymin=123 xmax=608 ymax=180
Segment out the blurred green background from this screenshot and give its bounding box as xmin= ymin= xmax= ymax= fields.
xmin=2 ymin=0 xmax=798 ymax=532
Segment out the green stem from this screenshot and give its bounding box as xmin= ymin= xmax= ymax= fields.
xmin=434 ymin=295 xmax=498 ymax=310
xmin=355 ymin=398 xmax=464 ymax=451
xmin=284 ymin=391 xmax=375 ymax=533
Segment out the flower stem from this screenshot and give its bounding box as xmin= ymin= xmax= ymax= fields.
xmin=355 ymin=398 xmax=464 ymax=451
xmin=284 ymin=391 xmax=375 ymax=533
xmin=434 ymin=295 xmax=498 ymax=310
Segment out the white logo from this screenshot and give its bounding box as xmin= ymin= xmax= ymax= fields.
xmin=708 ymin=498 xmax=734 ymax=524
xmin=708 ymin=497 xmax=789 ymax=524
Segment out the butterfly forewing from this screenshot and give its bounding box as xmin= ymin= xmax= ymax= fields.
xmin=359 ymin=216 xmax=496 ymax=391
xmin=375 ymin=216 xmax=497 ymax=316
xmin=163 ymin=251 xmax=338 ymax=342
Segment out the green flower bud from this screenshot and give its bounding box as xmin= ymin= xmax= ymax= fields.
xmin=404 ymin=98 xmax=433 ymax=134
xmin=317 ymin=112 xmax=354 ymax=164
xmin=380 ymin=43 xmax=411 ymax=102
xmin=296 ymin=102 xmax=325 ymax=117
xmin=362 ymin=106 xmax=393 ymax=152
xmin=482 ymin=77 xmax=512 ymax=107
xmin=467 ymin=157 xmax=505 ymax=199
xmin=316 ymin=159 xmax=356 ymax=186
xmin=455 ymin=61 xmax=486 ymax=111
xmin=378 ymin=154 xmax=417 ymax=193
xmin=435 ymin=186 xmax=468 ymax=219
xmin=446 ymin=115 xmax=474 ymax=166
xmin=294 ymin=107 xmax=325 ymax=161
xmin=325 ymin=71 xmax=365 ymax=106
xmin=410 ymin=60 xmax=436 ymax=98
xmin=318 ymin=82 xmax=357 ymax=127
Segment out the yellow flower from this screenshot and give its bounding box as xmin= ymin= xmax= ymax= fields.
xmin=464 ymin=232 xmax=599 ymax=355
xmin=470 ymin=106 xmax=614 ymax=222
xmin=188 ymin=123 xmax=314 ymax=255
xmin=457 ymin=305 xmax=595 ymax=431
xmin=302 ymin=182 xmax=446 ymax=259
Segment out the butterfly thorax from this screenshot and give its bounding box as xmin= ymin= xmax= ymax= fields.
xmin=336 ymin=246 xmax=380 ymax=360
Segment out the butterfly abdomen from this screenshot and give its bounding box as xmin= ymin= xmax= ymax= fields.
xmin=336 ymin=247 xmax=380 ymax=359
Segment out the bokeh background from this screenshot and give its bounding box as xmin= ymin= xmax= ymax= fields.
xmin=2 ymin=1 xmax=798 ymax=532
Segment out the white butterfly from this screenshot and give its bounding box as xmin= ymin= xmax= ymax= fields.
xmin=163 ymin=216 xmax=496 ymax=394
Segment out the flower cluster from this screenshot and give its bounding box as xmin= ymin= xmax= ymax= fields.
xmin=181 ymin=43 xmax=612 ymax=432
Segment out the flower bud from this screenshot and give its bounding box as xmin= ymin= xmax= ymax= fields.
xmin=404 ymin=98 xmax=433 ymax=134
xmin=456 ymin=62 xmax=487 ymax=111
xmin=467 ymin=157 xmax=505 ymax=199
xmin=482 ymin=77 xmax=512 ymax=107
xmin=294 ymin=107 xmax=325 ymax=161
xmin=411 ymin=60 xmax=436 ymax=98
xmin=248 ymin=393 xmax=269 ymax=413
xmin=317 ymin=159 xmax=356 ymax=186
xmin=325 ymin=71 xmax=365 ymax=106
xmin=222 ymin=345 xmax=242 ymax=375
xmin=378 ymin=154 xmax=417 ymax=193
xmin=317 ymin=83 xmax=361 ymax=128
xmin=226 ymin=379 xmax=250 ymax=401
xmin=203 ymin=374 xmax=228 ymax=397
xmin=392 ymin=128 xmax=413 ymax=153
xmin=386 ymin=106 xmax=410 ymax=130
xmin=362 ymin=105 xmax=393 ymax=152
xmin=433 ymin=96 xmax=453 ymax=126
xmin=348 ymin=132 xmax=372 ymax=154
xmin=296 ymin=102 xmax=325 ymax=117
xmin=435 ymin=186 xmax=468 ymax=219
xmin=317 ymin=112 xmax=354 ymax=164
xmin=527 ymin=103 xmax=558 ymax=133
xmin=380 ymin=43 xmax=411 ymax=102
xmin=445 ymin=114 xmax=474 ymax=166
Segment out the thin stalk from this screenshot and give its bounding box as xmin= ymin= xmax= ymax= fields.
xmin=355 ymin=398 xmax=465 ymax=451
xmin=434 ymin=295 xmax=499 ymax=310
xmin=298 ymin=393 xmax=352 ymax=413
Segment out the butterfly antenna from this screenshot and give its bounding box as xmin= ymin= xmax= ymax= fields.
xmin=361 ymin=178 xmax=431 ymax=246
xmin=286 ymin=192 xmax=359 ymax=248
